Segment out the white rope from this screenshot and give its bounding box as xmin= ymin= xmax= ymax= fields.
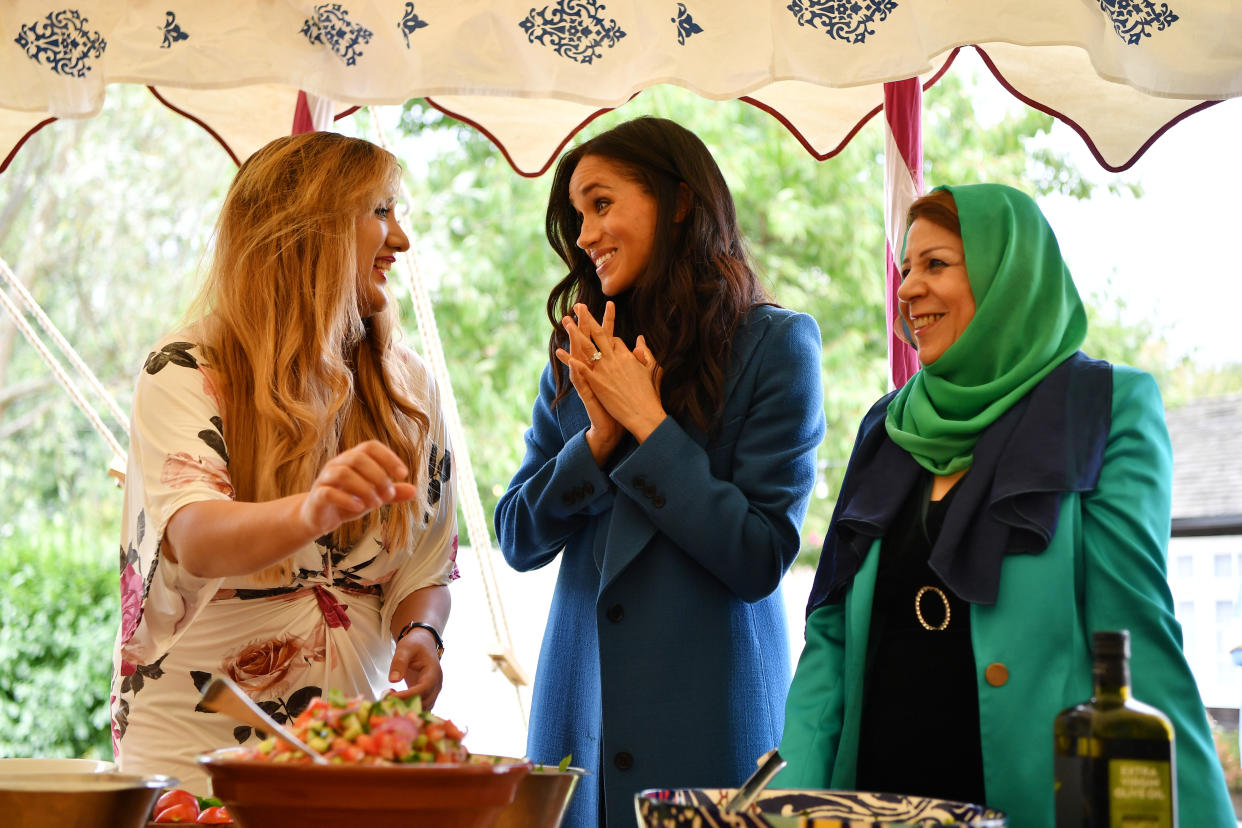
xmin=0 ymin=256 xmax=128 ymax=430
xmin=370 ymin=113 xmax=529 ymax=729
xmin=0 ymin=270 xmax=125 ymax=461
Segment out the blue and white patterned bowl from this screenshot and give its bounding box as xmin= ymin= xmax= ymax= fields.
xmin=635 ymin=788 xmax=1007 ymax=827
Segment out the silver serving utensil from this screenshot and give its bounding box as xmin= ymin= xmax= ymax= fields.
xmin=199 ymin=676 xmax=329 ymax=764
xmin=723 ymin=748 xmax=787 ymax=814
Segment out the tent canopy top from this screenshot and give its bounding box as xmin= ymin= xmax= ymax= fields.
xmin=2 ymin=1 xmax=1240 ymax=174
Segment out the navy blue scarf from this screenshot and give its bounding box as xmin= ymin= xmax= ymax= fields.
xmin=806 ymin=352 xmax=1113 ymax=612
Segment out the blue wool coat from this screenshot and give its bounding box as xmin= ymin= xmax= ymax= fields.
xmin=495 ymin=305 xmax=825 ymax=828
xmin=777 ymin=362 xmax=1234 ymax=827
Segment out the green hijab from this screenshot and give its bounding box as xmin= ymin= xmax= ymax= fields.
xmin=885 ymin=183 xmax=1087 ymax=474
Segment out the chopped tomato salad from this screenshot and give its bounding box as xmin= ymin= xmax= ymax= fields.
xmin=242 ymin=690 xmax=469 ymax=765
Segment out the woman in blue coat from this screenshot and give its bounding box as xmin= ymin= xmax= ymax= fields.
xmin=777 ymin=184 xmax=1233 ymax=826
xmin=495 ymin=117 xmax=825 ymax=827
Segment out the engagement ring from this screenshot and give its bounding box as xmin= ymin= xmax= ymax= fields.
xmin=591 ymin=351 xmax=603 ymax=361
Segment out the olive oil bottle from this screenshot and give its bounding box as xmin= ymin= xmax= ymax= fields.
xmin=1054 ymin=630 xmax=1177 ymax=827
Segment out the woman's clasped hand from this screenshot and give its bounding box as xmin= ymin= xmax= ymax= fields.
xmin=556 ymin=301 xmax=664 ymax=459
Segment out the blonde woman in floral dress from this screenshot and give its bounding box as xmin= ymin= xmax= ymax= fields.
xmin=109 ymin=133 xmax=458 ymax=794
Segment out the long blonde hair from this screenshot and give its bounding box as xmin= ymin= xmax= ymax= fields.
xmin=188 ymin=132 xmax=430 ymax=582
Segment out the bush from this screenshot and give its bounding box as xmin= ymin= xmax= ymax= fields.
xmin=1213 ymin=721 xmax=1242 ymax=792
xmin=0 ymin=518 xmax=117 ymax=759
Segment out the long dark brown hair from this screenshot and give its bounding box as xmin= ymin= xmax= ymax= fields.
xmin=544 ymin=117 xmax=769 ymax=434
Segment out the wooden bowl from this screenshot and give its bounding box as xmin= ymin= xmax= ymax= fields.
xmin=199 ymin=748 xmax=530 ymax=828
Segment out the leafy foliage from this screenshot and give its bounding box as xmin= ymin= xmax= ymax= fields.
xmin=1212 ymin=721 xmax=1242 ymax=792
xmin=0 ymin=85 xmax=232 ymax=760
xmin=0 ymin=522 xmax=117 ymax=758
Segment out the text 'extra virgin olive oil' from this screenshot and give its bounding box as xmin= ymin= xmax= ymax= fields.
xmin=1054 ymin=630 xmax=1177 ymax=828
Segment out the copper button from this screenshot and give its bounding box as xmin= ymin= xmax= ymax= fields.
xmin=984 ymin=663 xmax=1009 ymax=687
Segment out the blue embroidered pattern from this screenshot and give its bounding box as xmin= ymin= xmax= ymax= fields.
xmin=400 ymin=2 xmax=429 ymax=48
xmin=161 ymin=10 xmax=189 ymax=49
xmin=786 ymin=0 xmax=898 ymax=44
xmin=672 ymin=3 xmax=703 ymax=45
xmin=1097 ymin=0 xmax=1178 ymax=44
xmin=13 ymin=9 xmax=107 ymax=77
xmin=301 ymin=3 xmax=373 ymax=66
xmin=519 ymin=0 xmax=626 ymax=65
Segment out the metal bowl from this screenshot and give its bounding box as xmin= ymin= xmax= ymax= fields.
xmin=636 ymin=788 xmax=1008 ymax=827
xmin=492 ymin=764 xmax=586 ymax=828
xmin=199 ymin=747 xmax=531 ymax=828
xmin=0 ymin=771 xmax=174 ymax=828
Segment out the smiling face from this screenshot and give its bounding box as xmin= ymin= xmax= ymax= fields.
xmin=898 ymin=217 xmax=976 ymax=366
xmin=568 ymin=155 xmax=660 ymax=297
xmin=354 ymin=193 xmax=409 ymax=317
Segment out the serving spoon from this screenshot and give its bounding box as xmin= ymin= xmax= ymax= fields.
xmin=723 ymin=748 xmax=787 ymax=814
xmin=198 ymin=676 xmax=329 ymax=765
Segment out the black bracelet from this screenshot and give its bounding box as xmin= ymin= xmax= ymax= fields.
xmin=396 ymin=620 xmax=444 ymax=658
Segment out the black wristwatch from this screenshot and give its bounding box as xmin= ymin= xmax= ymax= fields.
xmin=396 ymin=620 xmax=444 ymax=659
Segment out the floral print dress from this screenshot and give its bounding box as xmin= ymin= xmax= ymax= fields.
xmin=109 ymin=334 xmax=458 ymax=794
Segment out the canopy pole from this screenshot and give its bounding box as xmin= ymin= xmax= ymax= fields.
xmin=883 ymin=78 xmax=924 ymax=390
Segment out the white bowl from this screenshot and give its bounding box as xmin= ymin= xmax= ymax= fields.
xmin=0 ymin=758 xmax=116 ymax=775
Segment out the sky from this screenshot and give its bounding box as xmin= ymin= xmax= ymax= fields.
xmin=1030 ymin=94 xmax=1242 ymax=368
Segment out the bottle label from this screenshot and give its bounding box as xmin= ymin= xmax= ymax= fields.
xmin=1108 ymin=759 xmax=1172 ymax=828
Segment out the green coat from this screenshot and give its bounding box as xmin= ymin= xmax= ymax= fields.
xmin=777 ymin=366 xmax=1234 ymax=828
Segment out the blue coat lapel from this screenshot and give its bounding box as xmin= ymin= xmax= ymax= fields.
xmin=594 ymin=311 xmax=771 ymax=594
xmin=599 ymin=491 xmax=658 ymax=590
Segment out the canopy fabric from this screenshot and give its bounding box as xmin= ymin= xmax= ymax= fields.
xmin=2 ymin=1 xmax=1241 ymax=175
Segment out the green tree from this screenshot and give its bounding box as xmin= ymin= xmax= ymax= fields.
xmin=0 ymin=86 xmax=234 ymax=542
xmin=0 ymin=87 xmax=234 ymax=759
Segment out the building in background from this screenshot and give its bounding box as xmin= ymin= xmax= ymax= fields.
xmin=1165 ymin=393 xmax=1242 ymax=721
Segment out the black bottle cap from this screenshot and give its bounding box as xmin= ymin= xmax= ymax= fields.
xmin=1093 ymin=629 xmax=1131 ymax=658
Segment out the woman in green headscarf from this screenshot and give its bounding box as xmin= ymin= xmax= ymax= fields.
xmin=777 ymin=184 xmax=1233 ymax=826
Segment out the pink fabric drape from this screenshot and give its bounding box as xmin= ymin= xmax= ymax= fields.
xmin=884 ymin=79 xmax=923 ymax=389
xmin=291 ymin=90 xmax=315 ymax=134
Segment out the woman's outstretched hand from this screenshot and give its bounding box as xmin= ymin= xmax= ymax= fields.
xmin=299 ymin=440 xmax=416 ymax=537
xmin=557 ymin=302 xmax=624 ymax=465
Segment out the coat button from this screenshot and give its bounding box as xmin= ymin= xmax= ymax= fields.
xmin=584 ymin=482 xmax=595 ymax=495
xmin=606 ymin=604 xmax=624 ymax=623
xmin=652 ymin=495 xmax=666 ymax=508
xmin=633 ymin=475 xmax=646 ymax=488
xmin=984 ymin=662 xmax=1009 ymax=687
xmin=614 ymin=751 xmax=633 ymax=770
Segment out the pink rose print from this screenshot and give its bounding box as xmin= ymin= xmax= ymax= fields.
xmin=161 ymin=452 xmax=233 ymax=497
xmin=220 ymin=634 xmax=315 ymax=700
xmin=199 ymin=367 xmax=223 ymax=410
xmin=119 ymin=563 xmax=143 ymax=643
